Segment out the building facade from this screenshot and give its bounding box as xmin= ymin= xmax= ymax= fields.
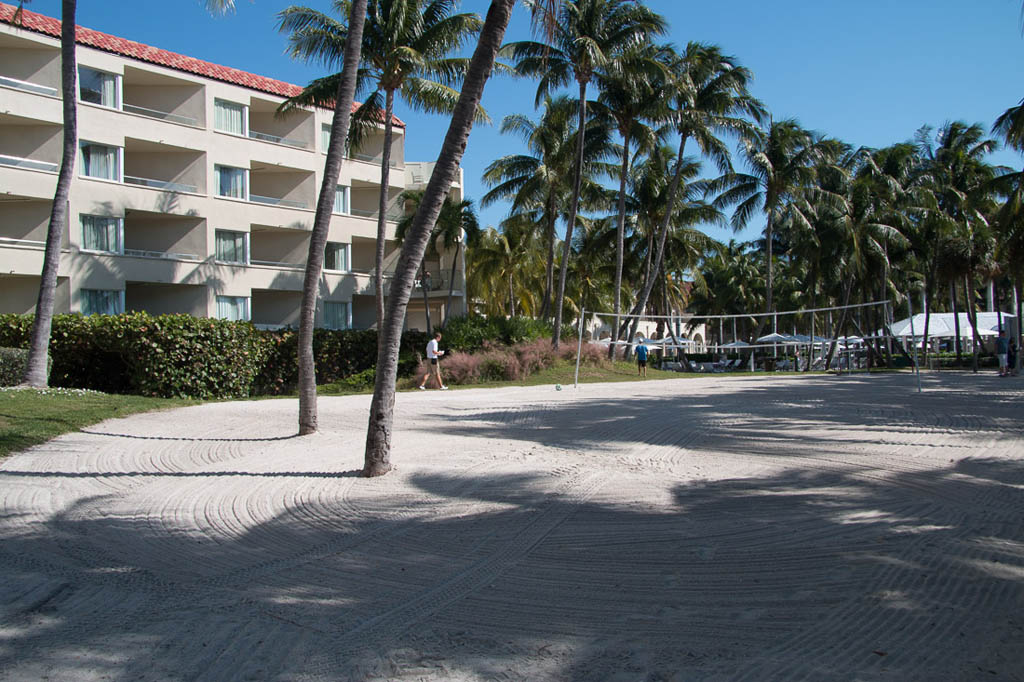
xmin=0 ymin=3 xmax=464 ymax=331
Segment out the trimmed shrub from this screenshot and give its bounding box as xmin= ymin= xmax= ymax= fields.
xmin=0 ymin=313 xmax=429 ymax=399
xmin=0 ymin=347 xmax=30 ymax=386
xmin=441 ymin=315 xmax=559 ymax=352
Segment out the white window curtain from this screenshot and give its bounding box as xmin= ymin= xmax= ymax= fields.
xmin=333 ymin=185 xmax=349 ymax=214
xmin=216 ymin=295 xmax=250 ymax=321
xmin=81 ymin=215 xmax=121 ymax=253
xmin=324 ymin=242 xmax=348 ymax=271
xmin=215 ymin=230 xmax=248 ymax=263
xmin=323 ymin=302 xmax=349 ymax=330
xmin=80 ymin=143 xmax=120 ymax=180
xmin=214 ymin=99 xmax=247 ymax=135
xmin=321 ymin=123 xmax=331 ymax=153
xmin=215 ymin=165 xmax=246 ymax=199
xmin=80 ymin=67 xmax=118 ymax=107
xmin=81 ymin=289 xmax=123 ymax=316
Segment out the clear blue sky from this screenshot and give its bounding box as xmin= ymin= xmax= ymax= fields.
xmin=21 ymin=0 xmax=1024 ymax=242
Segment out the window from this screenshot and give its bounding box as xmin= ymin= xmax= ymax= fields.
xmin=216 ymin=295 xmax=250 ymax=321
xmin=321 ymin=123 xmax=331 ymax=153
xmin=323 ymin=301 xmax=350 ymax=330
xmin=81 ymin=289 xmax=123 ymax=316
xmin=214 ymin=99 xmax=247 ymax=135
xmin=324 ymin=242 xmax=349 ymax=272
xmin=215 ymin=165 xmax=247 ymax=199
xmin=81 ymin=215 xmax=122 ymax=253
xmin=80 ymin=142 xmax=121 ymax=181
xmin=333 ymin=185 xmax=349 ymax=214
xmin=79 ymin=67 xmax=119 ymax=108
xmin=215 ymin=230 xmax=248 ymax=264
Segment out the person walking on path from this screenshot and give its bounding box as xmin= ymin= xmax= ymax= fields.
xmin=636 ymin=338 xmax=650 ymax=377
xmin=419 ymin=331 xmax=448 ymax=390
xmin=996 ymin=330 xmax=1009 ymax=377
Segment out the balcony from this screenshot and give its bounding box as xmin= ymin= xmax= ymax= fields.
xmin=123 ymin=209 xmax=206 ymax=262
xmin=0 ymin=113 xmax=62 ymax=174
xmin=0 ymin=196 xmax=56 ymax=248
xmin=0 ymin=32 xmax=61 ymax=100
xmin=249 ymin=161 xmax=315 ymax=211
xmin=123 ymin=138 xmax=205 ymax=196
xmin=249 ymin=224 xmax=308 ymax=269
xmin=0 ymin=153 xmax=57 ymax=173
xmin=122 ymin=65 xmax=205 ymax=129
xmin=249 ymin=97 xmax=313 ymax=150
xmin=0 ymin=74 xmax=57 ymax=97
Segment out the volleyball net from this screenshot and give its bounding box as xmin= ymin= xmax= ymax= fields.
xmin=572 ymin=299 xmax=902 ymax=387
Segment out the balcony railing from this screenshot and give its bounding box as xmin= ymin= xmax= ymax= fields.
xmin=250 ymin=194 xmax=308 ymax=209
xmin=352 ymin=268 xmax=454 ymax=292
xmin=251 ymin=258 xmax=304 ymax=269
xmin=122 ymin=103 xmax=198 ymax=127
xmin=0 ymin=153 xmax=58 ymax=172
xmin=350 ymin=151 xmax=401 ymax=168
xmin=350 ymin=207 xmax=405 ymax=221
xmin=124 ymin=175 xmax=198 ymax=193
xmin=249 ymin=130 xmax=308 ymax=149
xmin=0 ymin=74 xmax=58 ymax=97
xmin=0 ymin=236 xmax=46 ymax=248
xmin=123 ymin=248 xmax=200 ymax=261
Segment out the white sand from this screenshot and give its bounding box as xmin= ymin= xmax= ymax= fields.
xmin=1 ymin=372 xmax=1023 ymax=681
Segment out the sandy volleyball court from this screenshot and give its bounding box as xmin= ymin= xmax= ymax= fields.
xmin=1 ymin=372 xmax=1023 ymax=681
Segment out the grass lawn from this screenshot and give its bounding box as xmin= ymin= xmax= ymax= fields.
xmin=0 ymin=387 xmax=197 ymax=459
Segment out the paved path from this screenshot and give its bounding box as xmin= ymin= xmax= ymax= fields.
xmin=1 ymin=372 xmax=1023 ymax=681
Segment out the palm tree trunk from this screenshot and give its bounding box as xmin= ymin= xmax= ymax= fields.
xmin=609 ymin=130 xmax=630 ymax=359
xmin=964 ymin=273 xmax=982 ymax=373
xmin=375 ymin=89 xmax=396 ymax=334
xmin=363 ymin=0 xmax=515 ymax=477
xmin=619 ymin=135 xmax=689 ymax=350
xmin=508 ymin=271 xmax=515 ymax=317
xmin=1017 ymin=277 xmax=1023 ymax=374
xmin=420 ymin=262 xmax=432 ymax=335
xmin=540 ymin=191 xmax=557 ymax=319
xmin=551 ymin=79 xmax=588 ymax=349
xmin=442 ymin=240 xmax=460 ymax=327
xmin=824 ymin=280 xmax=854 ymax=368
xmin=22 ymin=0 xmax=78 ymax=387
xmin=297 ymin=0 xmax=368 ymax=435
xmin=952 ymin=280 xmax=962 ymax=365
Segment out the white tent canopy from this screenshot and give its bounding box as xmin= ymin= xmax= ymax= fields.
xmin=887 ymin=312 xmax=1015 ymax=339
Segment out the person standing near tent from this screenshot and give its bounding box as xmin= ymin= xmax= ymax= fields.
xmin=419 ymin=331 xmax=448 ymax=390
xmin=996 ymin=329 xmax=1009 ymax=377
xmin=636 ymin=338 xmax=649 ymax=377
xmin=1008 ymin=336 xmax=1018 ymax=377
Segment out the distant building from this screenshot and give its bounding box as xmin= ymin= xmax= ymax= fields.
xmin=0 ymin=3 xmax=463 ymax=330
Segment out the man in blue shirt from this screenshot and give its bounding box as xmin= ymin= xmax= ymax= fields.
xmin=636 ymin=338 xmax=649 ymax=377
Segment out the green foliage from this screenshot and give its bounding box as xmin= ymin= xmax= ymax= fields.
xmin=441 ymin=315 xmax=559 ymax=352
xmin=0 ymin=314 xmax=430 ymax=399
xmin=0 ymin=347 xmax=41 ymax=386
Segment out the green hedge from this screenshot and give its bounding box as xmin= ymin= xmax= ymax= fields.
xmin=440 ymin=315 xmax=572 ymax=352
xmin=0 ymin=347 xmax=47 ymax=386
xmin=0 ymin=313 xmax=429 ymax=399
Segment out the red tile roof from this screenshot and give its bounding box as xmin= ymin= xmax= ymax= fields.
xmin=0 ymin=2 xmax=404 ymax=127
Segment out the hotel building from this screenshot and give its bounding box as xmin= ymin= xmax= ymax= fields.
xmin=0 ymin=3 xmax=464 ymax=331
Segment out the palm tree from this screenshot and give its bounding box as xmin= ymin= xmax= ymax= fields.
xmin=481 ymin=95 xmax=580 ymax=318
xmin=395 ymin=189 xmax=481 ymax=329
xmin=482 ymin=94 xmax=616 ymax=318
xmin=619 ymin=43 xmax=763 ymax=345
xmin=19 ymin=0 xmax=238 ymax=387
xmin=467 ymin=220 xmax=544 ymax=317
xmin=503 ymin=0 xmax=666 ymax=347
xmin=916 ymin=122 xmax=999 ymax=368
xmin=279 ymin=0 xmax=482 ymax=334
xmin=716 ymin=119 xmax=830 ymax=323
xmin=592 ymin=41 xmax=672 ymax=357
xmin=363 ymin=0 xmax=518 ymax=477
